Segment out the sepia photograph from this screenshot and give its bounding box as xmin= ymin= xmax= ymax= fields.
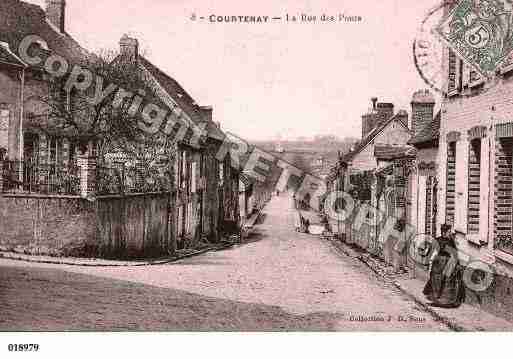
xmin=1 ymin=0 xmax=513 ymax=356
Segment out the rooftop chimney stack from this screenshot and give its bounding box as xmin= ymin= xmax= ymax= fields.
xmin=45 ymin=0 xmax=66 ymax=34
xmin=376 ymin=102 xmax=394 ymax=125
xmin=119 ymin=35 xmax=139 ymax=63
xmin=371 ymin=97 xmax=378 ymax=110
xmin=200 ymin=106 xmax=213 ymax=122
xmin=361 ymin=97 xmax=380 ymax=138
xmin=411 ymin=89 xmax=435 ymax=137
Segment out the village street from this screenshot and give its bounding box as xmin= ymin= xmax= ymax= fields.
xmin=0 ymin=193 xmax=449 ymax=331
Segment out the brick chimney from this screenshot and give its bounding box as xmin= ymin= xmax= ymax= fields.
xmin=411 ymin=89 xmax=435 ymax=137
xmin=46 ymin=0 xmax=66 ymax=33
xmin=361 ymin=97 xmax=380 ymax=138
xmin=119 ymin=35 xmax=139 ymax=63
xmin=200 ymin=106 xmax=213 ymax=122
xmin=376 ymin=102 xmax=394 ymax=125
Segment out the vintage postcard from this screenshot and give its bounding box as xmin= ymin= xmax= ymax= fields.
xmin=1 ymin=0 xmax=513 ymax=356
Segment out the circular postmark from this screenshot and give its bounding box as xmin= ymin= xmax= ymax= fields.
xmin=413 ymin=0 xmax=513 ymax=98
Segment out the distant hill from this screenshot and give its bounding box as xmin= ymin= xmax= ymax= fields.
xmin=250 ymin=135 xmax=360 ymax=178
xmin=252 ymin=135 xmax=359 ymax=155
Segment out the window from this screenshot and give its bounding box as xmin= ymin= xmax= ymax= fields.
xmin=494 ymin=135 xmax=513 ymax=255
xmin=68 ymin=141 xmax=77 ymax=165
xmin=180 ymin=150 xmax=186 ymax=189
xmin=446 ymin=141 xmax=457 ymax=226
xmin=467 ymin=139 xmax=482 ymax=233
xmin=191 ymin=162 xmax=197 ymax=194
xmin=0 ymin=108 xmax=9 ymax=150
xmin=23 ymin=132 xmax=39 ymax=163
xmin=48 ymin=136 xmax=63 ymax=174
xmin=219 ymin=162 xmax=224 ymax=184
xmin=448 ymin=50 xmax=459 ymax=94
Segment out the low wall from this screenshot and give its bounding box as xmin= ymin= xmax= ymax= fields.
xmin=0 ymin=192 xmax=172 ymax=259
xmin=0 ymin=194 xmax=96 ymax=256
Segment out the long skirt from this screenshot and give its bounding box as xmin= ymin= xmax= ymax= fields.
xmin=423 ymin=253 xmax=465 ymax=308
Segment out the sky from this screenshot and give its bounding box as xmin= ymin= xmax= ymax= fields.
xmin=28 ymin=0 xmax=439 ymax=141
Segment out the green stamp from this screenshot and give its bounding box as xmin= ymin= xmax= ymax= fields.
xmin=436 ymin=0 xmax=513 ymax=77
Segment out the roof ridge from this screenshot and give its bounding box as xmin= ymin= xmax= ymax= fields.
xmin=138 ymin=55 xmax=197 ymax=105
xmin=344 ymin=114 xmax=410 ymax=162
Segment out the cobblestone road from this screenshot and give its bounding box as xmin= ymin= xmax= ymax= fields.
xmin=0 ymin=194 xmax=449 ymax=331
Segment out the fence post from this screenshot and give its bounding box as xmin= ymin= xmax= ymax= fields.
xmin=78 ymin=155 xmax=97 ymax=198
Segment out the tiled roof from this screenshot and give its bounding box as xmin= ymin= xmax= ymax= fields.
xmin=374 ymin=144 xmax=417 ymax=160
xmin=138 ymin=56 xmax=225 ymax=141
xmin=343 ymin=113 xmax=410 ymax=162
xmin=408 ymin=110 xmax=441 ymax=146
xmin=0 ymin=0 xmax=92 ymax=66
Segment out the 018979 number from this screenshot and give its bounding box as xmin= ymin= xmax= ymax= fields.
xmin=7 ymin=344 xmax=39 ymax=352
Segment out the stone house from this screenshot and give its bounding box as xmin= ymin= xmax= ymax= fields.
xmin=0 ymin=0 xmax=176 ymax=258
xmin=344 ymin=99 xmax=413 ymax=173
xmin=326 ymin=98 xmax=417 ymax=267
xmin=114 ymin=35 xmax=239 ymax=246
xmin=407 ymin=90 xmax=441 ymax=244
xmin=435 ymin=32 xmax=513 ymax=319
xmin=0 ymin=0 xmax=240 ymax=258
xmin=0 ymin=0 xmax=97 ymax=168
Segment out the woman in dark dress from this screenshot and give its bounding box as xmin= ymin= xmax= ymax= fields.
xmin=423 ymin=224 xmax=465 ymax=308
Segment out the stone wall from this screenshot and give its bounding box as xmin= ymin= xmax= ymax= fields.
xmin=0 ymin=192 xmax=173 ymax=259
xmin=0 ymin=194 xmax=96 ymax=256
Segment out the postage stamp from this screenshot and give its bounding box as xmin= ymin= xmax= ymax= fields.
xmin=435 ymin=0 xmax=513 ymax=77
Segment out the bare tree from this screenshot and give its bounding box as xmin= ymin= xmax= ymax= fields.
xmin=27 ymin=50 xmax=177 ymax=193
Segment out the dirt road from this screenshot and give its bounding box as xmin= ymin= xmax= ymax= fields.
xmin=0 ymin=194 xmax=449 ymax=331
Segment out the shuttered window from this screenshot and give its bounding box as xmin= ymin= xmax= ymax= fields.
xmin=494 ymin=136 xmax=513 ymax=255
xmin=447 ymin=51 xmax=463 ymax=94
xmin=0 ymin=108 xmax=9 ymax=151
xmin=468 ymin=139 xmax=481 ymax=233
xmin=446 ymin=142 xmax=457 ymax=226
xmin=425 ymin=176 xmax=437 ymax=236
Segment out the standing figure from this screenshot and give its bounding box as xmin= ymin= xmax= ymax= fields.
xmin=423 ymin=224 xmax=465 ymax=308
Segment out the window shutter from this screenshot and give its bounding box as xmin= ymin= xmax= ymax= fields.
xmin=446 ymin=142 xmax=457 ymax=226
xmin=480 ymin=136 xmax=490 ymax=243
xmin=0 ymin=109 xmax=9 ymax=150
xmin=448 ymin=49 xmax=458 ymax=94
xmin=418 ymin=176 xmax=427 ymax=234
xmin=425 ymin=177 xmax=435 ymax=236
xmin=455 ymin=140 xmax=469 ymax=233
xmin=191 ymin=162 xmax=197 ymax=194
xmin=467 ymin=139 xmax=481 ymax=234
xmin=462 ymin=63 xmax=470 ymax=88
xmin=174 ymin=153 xmax=179 ymax=188
xmin=494 ymin=136 xmax=513 ymax=255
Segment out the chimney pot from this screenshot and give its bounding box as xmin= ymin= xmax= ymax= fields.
xmin=371 ymin=97 xmax=378 ymax=110
xmin=46 ymin=0 xmax=66 ymax=33
xmin=119 ymin=34 xmax=139 ymax=63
